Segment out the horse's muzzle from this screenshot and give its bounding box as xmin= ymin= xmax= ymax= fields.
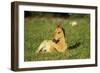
xmin=52 ymin=39 xmax=59 ymax=44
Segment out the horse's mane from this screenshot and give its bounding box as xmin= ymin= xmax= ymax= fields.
xmin=61 ymin=27 xmax=65 ymax=37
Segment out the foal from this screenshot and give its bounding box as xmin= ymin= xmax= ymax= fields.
xmin=36 ymin=24 xmax=67 ymax=53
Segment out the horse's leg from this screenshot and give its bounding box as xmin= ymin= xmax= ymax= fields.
xmin=36 ymin=41 xmax=47 ymax=53
xmin=50 ymin=42 xmax=60 ymax=52
xmin=51 ymin=42 xmax=66 ymax=52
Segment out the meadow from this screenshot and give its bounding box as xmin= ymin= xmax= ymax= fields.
xmin=24 ymin=12 xmax=90 ymax=61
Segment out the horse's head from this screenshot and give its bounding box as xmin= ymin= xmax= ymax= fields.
xmin=53 ymin=24 xmax=65 ymax=43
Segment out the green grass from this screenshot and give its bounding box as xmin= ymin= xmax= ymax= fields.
xmin=24 ymin=14 xmax=90 ymax=61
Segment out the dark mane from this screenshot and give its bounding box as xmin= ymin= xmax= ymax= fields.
xmin=62 ymin=27 xmax=65 ymax=37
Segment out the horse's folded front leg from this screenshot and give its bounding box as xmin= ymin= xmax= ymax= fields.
xmin=50 ymin=43 xmax=61 ymax=52
xmin=51 ymin=42 xmax=66 ymax=52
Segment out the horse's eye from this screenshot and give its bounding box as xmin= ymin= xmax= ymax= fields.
xmin=58 ymin=32 xmax=61 ymax=34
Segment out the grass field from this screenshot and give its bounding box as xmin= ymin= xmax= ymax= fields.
xmin=24 ymin=12 xmax=90 ymax=61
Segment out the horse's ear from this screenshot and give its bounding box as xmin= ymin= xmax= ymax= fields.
xmin=57 ymin=24 xmax=62 ymax=28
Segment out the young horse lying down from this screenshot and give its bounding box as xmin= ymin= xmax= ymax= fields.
xmin=36 ymin=24 xmax=67 ymax=53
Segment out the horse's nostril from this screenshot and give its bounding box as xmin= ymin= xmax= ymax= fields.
xmin=56 ymin=40 xmax=59 ymax=43
xmin=52 ymin=39 xmax=56 ymax=42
